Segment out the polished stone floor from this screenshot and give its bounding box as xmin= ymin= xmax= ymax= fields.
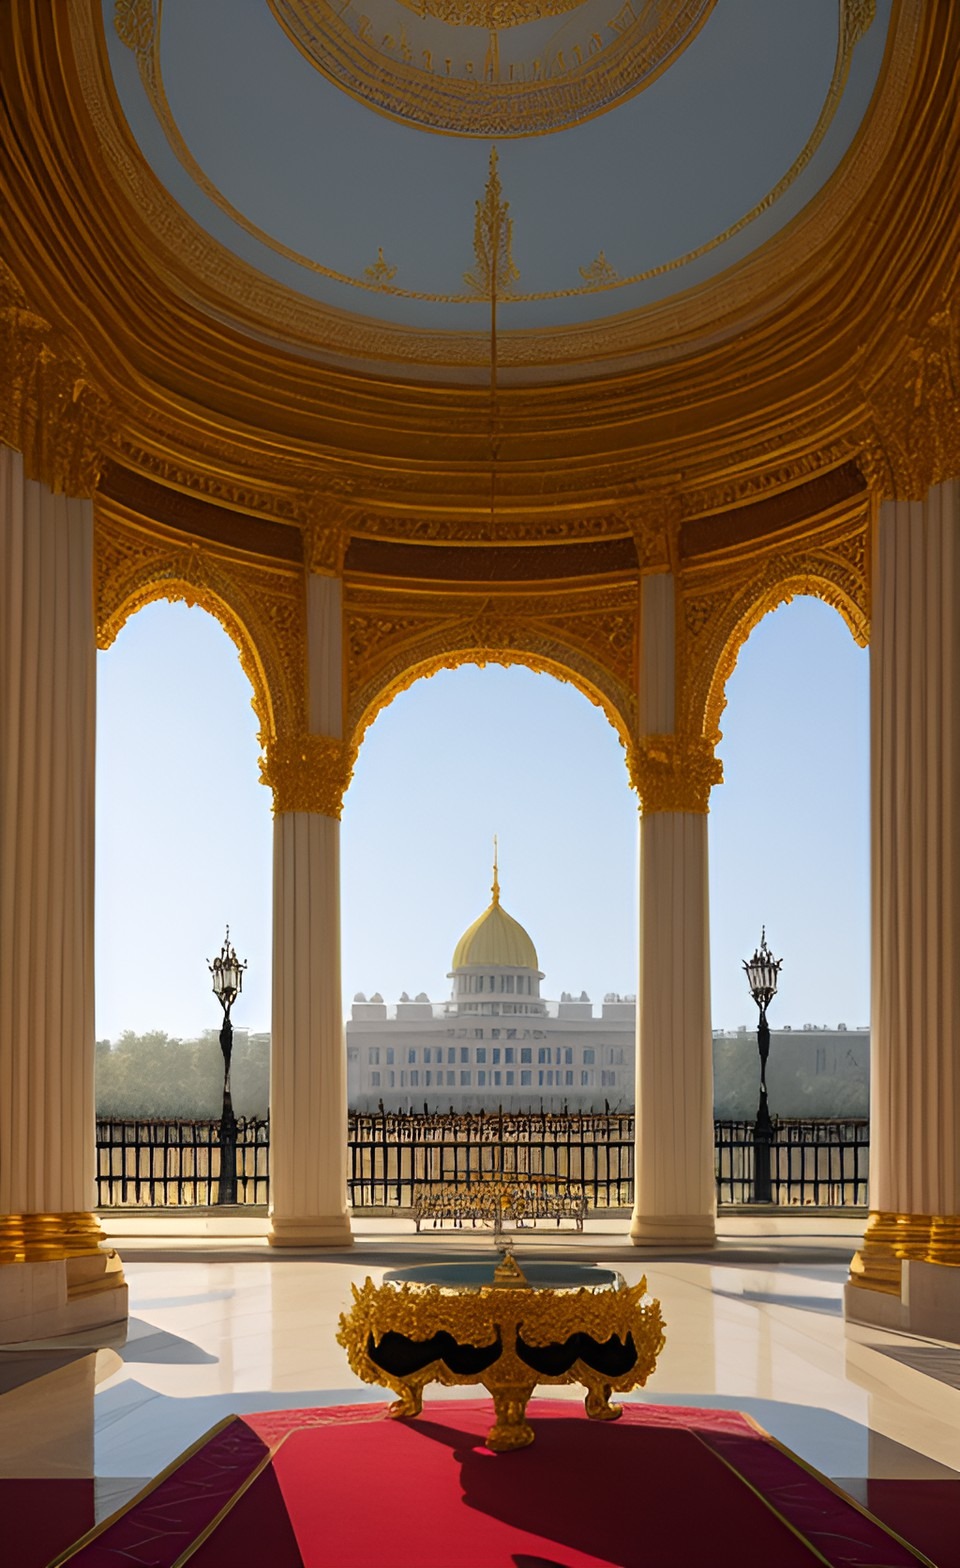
xmin=2 ymin=1223 xmax=959 ymax=1563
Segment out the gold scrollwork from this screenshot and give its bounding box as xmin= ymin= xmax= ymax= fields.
xmin=94 ymin=508 xmax=309 ymax=751
xmin=863 ymin=288 xmax=960 ymax=500
xmin=337 ymin=1269 xmax=665 ymax=1450
xmin=463 ymin=148 xmax=519 ymax=299
xmin=628 ymin=733 xmax=722 ymax=814
xmin=676 ymin=512 xmax=871 ymax=752
xmin=261 ymin=731 xmax=357 ymax=818
xmin=0 ymin=262 xmax=110 ymax=498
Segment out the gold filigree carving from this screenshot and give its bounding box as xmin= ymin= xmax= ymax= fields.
xmin=95 ymin=509 xmax=308 ymax=748
xmin=344 ymin=585 xmax=638 ymax=766
xmin=261 ymin=732 xmax=356 ymax=818
xmin=579 ymin=252 xmax=618 ymax=285
xmin=364 ymin=248 xmax=398 ymax=287
xmin=628 ymin=733 xmax=722 ymax=814
xmin=863 ymin=290 xmax=960 ymax=499
xmin=676 ymin=510 xmax=870 ymax=752
xmin=337 ymin=1271 xmax=665 ymax=1450
xmin=303 ymin=512 xmax=349 ymax=577
xmin=270 ymin=0 xmax=713 ymax=140
xmin=463 ymin=149 xmax=519 ymax=300
xmin=0 ymin=264 xmax=110 ymax=498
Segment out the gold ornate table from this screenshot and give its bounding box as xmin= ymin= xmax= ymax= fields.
xmin=337 ymin=1253 xmax=665 ymax=1451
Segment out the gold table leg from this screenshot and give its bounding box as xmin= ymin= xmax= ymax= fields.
xmin=486 ymin=1385 xmax=536 ymax=1450
xmin=388 ymin=1377 xmax=427 ymax=1419
xmin=584 ymin=1379 xmax=622 ymax=1421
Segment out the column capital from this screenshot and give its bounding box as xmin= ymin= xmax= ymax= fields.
xmin=628 ymin=734 xmax=722 ymax=814
xmin=862 ymin=295 xmax=960 ymax=500
xmin=261 ymin=732 xmax=356 ymax=818
xmin=0 ymin=263 xmax=110 ymax=498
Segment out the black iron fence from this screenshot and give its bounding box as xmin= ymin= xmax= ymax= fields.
xmin=95 ymin=1116 xmax=269 ymax=1207
xmin=95 ymin=1111 xmax=868 ymax=1210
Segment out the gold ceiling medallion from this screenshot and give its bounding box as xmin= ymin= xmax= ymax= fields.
xmin=267 ymin=0 xmax=715 ymax=139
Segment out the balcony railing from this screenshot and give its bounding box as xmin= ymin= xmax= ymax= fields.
xmin=95 ymin=1111 xmax=868 ymax=1210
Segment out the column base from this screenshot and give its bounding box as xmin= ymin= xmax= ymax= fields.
xmin=268 ymin=1213 xmax=354 ymax=1248
xmin=0 ymin=1252 xmax=127 ymax=1344
xmin=848 ymin=1210 xmax=960 ymax=1295
xmin=846 ymin=1260 xmax=960 ymax=1343
xmin=630 ymin=1213 xmax=716 ymax=1247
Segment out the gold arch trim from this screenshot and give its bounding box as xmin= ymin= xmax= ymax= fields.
xmin=111 ymin=0 xmax=873 ymax=305
xmin=347 ymin=643 xmax=636 ymax=781
xmin=94 ymin=507 xmax=310 ymax=751
xmin=677 ymin=508 xmax=871 ymax=752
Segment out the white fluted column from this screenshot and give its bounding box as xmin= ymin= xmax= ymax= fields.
xmin=267 ymin=569 xmax=352 ymax=1245
xmin=630 ymin=571 xmax=718 ymax=1245
xmin=849 ymin=479 xmax=960 ymax=1308
xmin=0 ymin=445 xmax=126 ymax=1335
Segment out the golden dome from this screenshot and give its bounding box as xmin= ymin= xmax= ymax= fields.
xmin=451 ymin=855 xmax=539 ymax=972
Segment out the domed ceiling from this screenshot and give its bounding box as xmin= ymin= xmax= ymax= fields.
xmin=97 ymin=0 xmax=890 ymax=376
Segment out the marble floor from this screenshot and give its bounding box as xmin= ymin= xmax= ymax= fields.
xmin=2 ymin=1228 xmax=960 ymax=1564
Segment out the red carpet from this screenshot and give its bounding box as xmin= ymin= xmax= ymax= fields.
xmin=55 ymin=1401 xmax=935 ymax=1567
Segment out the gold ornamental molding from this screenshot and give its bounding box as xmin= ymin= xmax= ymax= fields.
xmin=849 ymin=1210 xmax=960 ymax=1295
xmin=676 ymin=505 xmax=871 ymax=752
xmin=261 ymin=732 xmax=357 ymax=818
xmin=0 ymin=1211 xmax=121 ymax=1266
xmin=344 ymin=581 xmax=639 ymax=764
xmin=628 ymin=733 xmax=722 ymax=815
xmin=94 ymin=506 xmax=308 ymax=749
xmin=0 ymin=262 xmax=111 ymax=499
xmin=861 ymin=284 xmax=960 ymax=500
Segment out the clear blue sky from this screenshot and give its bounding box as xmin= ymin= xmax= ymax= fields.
xmin=95 ymin=595 xmax=868 ymax=1040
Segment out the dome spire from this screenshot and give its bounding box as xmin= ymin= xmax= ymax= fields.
xmin=492 ymin=835 xmax=500 ymax=906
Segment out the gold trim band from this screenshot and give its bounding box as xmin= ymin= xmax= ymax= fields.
xmin=0 ymin=1211 xmax=112 ymax=1265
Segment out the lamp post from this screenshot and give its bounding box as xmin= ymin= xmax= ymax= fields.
xmin=208 ymin=926 xmax=247 ymax=1206
xmin=743 ymin=929 xmax=782 ymax=1204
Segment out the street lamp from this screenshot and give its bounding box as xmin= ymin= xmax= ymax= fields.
xmin=208 ymin=926 xmax=247 ymax=1205
xmin=743 ymin=929 xmax=782 ymax=1204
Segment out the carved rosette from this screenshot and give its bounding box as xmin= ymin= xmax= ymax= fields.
xmin=627 ymin=733 xmax=723 ymax=814
xmin=0 ymin=264 xmax=109 ymax=498
xmin=261 ymin=732 xmax=357 ymax=818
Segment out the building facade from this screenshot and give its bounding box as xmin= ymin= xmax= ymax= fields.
xmin=347 ymin=865 xmax=635 ymax=1111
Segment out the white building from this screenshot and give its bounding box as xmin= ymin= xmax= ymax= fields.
xmin=346 ymin=867 xmax=636 ymax=1112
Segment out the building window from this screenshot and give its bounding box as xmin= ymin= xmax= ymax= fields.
xmin=460 ymin=1071 xmax=471 ymax=1086
xmin=507 ymin=1028 xmax=517 ymax=1040
xmin=448 ymin=1047 xmax=456 ymax=1064
xmin=506 ymin=1071 xmax=515 ymax=1087
xmin=504 ymin=1047 xmax=514 ymax=1064
xmin=538 ymin=1071 xmax=545 ymax=1087
xmin=474 ymin=1028 xmax=483 ymax=1039
xmin=369 ymin=1048 xmax=380 ymax=1065
xmin=506 ymin=975 xmax=514 ymax=993
xmin=491 ymin=1028 xmax=500 ymax=1039
xmin=408 ymin=1048 xmax=417 ymax=1064
xmin=494 ymin=1070 xmax=502 ymax=1087
xmin=492 ymin=1047 xmax=501 ymax=1064
xmin=476 ymin=975 xmax=483 ymax=992
xmin=564 ymin=1048 xmax=573 ymax=1065
xmin=446 ymin=1070 xmax=455 ymax=1087
xmin=476 ymin=1047 xmax=486 ymax=1063
xmin=521 ymin=1070 xmax=532 ymax=1087
xmin=424 ymin=1071 xmax=432 ymax=1087
xmin=411 ymin=1070 xmax=419 ymax=1088
xmin=400 ymin=1071 xmax=407 ymax=1088
xmin=565 ymin=1070 xmax=573 ymax=1086
xmin=347 ymin=1048 xmax=359 ymax=1062
xmin=386 ymin=1047 xmax=395 ymax=1065
xmin=521 ymin=1047 xmax=532 ymax=1064
xmin=478 ymin=1070 xmax=486 ymax=1087
xmin=538 ymin=1047 xmax=549 ymax=1064
xmin=581 ymin=1070 xmax=589 ymax=1086
xmin=461 ymin=1047 xmax=470 ymax=1063
xmin=388 ymin=1071 xmax=395 ymax=1088
xmin=371 ymin=1071 xmax=381 ymax=1087
xmin=601 ymin=1070 xmax=615 ymax=1087
xmin=583 ymin=1048 xmax=595 ymax=1065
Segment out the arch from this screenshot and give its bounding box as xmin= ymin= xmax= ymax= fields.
xmin=700 ymin=573 xmax=868 ymax=749
xmin=347 ymin=636 xmax=637 ymax=776
xmin=94 ymin=522 xmax=308 ymax=747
